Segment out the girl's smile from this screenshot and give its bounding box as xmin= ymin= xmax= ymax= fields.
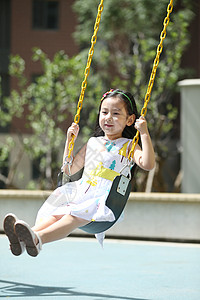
xmin=99 ymin=96 xmax=135 ymax=140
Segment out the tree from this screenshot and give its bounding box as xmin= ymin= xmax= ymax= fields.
xmin=0 ymin=48 xmax=102 ymax=189
xmin=73 ymin=0 xmax=194 ymax=191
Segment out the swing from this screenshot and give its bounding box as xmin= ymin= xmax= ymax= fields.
xmin=58 ymin=0 xmax=174 ymax=234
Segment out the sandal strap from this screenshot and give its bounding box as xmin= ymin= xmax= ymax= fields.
xmin=35 ymin=232 xmax=42 ymax=251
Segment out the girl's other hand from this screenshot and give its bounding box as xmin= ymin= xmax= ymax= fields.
xmin=134 ymin=116 xmax=148 ymax=134
xmin=66 ymin=123 xmax=79 ymax=142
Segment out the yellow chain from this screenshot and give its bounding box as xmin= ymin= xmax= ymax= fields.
xmin=68 ymin=0 xmax=104 ymax=159
xmin=128 ymin=0 xmax=173 ymax=160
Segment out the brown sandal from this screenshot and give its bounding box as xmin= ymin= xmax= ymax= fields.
xmin=3 ymin=213 xmax=25 ymax=256
xmin=15 ymin=220 xmax=42 ymax=257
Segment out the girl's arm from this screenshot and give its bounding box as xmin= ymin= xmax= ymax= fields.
xmin=132 ymin=116 xmax=155 ymax=171
xmin=62 ymin=123 xmax=86 ymax=175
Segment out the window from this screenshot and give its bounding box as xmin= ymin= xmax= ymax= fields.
xmin=32 ymin=0 xmax=59 ymax=30
xmin=0 ymin=0 xmax=11 ymax=49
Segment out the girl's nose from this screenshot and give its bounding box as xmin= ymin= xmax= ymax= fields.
xmin=105 ymin=112 xmax=112 ymax=120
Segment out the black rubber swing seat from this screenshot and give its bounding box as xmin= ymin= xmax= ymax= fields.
xmin=79 ymin=174 xmax=131 ymax=234
xmin=58 ymin=167 xmax=132 ymax=234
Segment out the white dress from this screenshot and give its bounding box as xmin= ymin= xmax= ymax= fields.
xmin=36 ymin=136 xmax=132 ymax=244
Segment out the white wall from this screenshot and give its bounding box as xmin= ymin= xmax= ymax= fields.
xmin=1 ymin=190 xmax=200 ymax=241
xmin=179 ymin=79 xmax=200 ymax=193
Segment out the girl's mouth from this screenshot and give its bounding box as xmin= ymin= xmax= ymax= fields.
xmin=105 ymin=124 xmax=113 ymax=128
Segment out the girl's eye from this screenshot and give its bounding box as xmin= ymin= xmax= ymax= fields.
xmin=101 ymin=110 xmax=120 ymax=115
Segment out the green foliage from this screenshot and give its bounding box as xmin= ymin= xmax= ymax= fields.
xmin=0 ymin=48 xmax=102 ymax=189
xmin=0 ymin=137 xmax=14 ymax=168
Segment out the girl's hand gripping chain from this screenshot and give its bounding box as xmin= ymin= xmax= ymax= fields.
xmin=134 ymin=116 xmax=155 ymax=171
xmin=62 ymin=123 xmax=80 ymax=174
xmin=66 ymin=122 xmax=80 ymax=143
xmin=134 ymin=116 xmax=148 ymax=135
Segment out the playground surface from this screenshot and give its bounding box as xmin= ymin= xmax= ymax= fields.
xmin=0 ymin=234 xmax=200 ymax=300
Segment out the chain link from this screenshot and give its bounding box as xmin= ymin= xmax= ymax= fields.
xmin=68 ymin=0 xmax=104 ymax=159
xmin=128 ymin=0 xmax=173 ymax=160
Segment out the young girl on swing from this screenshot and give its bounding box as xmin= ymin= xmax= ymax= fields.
xmin=4 ymin=89 xmax=155 ymax=257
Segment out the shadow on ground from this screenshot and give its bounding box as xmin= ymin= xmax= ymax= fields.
xmin=0 ymin=279 xmax=149 ymax=300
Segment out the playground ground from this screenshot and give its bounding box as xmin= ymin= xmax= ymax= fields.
xmin=0 ymin=234 xmax=200 ymax=300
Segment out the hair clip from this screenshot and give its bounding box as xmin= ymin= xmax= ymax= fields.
xmin=100 ymin=89 xmax=114 ymax=101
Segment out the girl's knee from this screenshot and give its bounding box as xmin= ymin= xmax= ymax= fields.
xmin=67 ymin=214 xmax=89 ymax=226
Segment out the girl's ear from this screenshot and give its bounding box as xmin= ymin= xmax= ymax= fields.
xmin=127 ymin=114 xmax=135 ymax=126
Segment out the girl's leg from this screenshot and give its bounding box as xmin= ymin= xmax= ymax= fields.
xmin=37 ymin=214 xmax=89 ymax=245
xmin=32 ymin=215 xmax=62 ymax=232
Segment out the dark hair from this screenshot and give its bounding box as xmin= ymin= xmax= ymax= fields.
xmin=93 ymin=89 xmax=139 ymax=139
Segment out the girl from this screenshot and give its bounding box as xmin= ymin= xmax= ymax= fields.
xmin=3 ymin=89 xmax=155 ymax=257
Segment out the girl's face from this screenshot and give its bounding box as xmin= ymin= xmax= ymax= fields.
xmin=99 ymin=96 xmax=135 ymax=140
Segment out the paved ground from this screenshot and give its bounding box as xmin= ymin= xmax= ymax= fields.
xmin=0 ymin=234 xmax=200 ymax=300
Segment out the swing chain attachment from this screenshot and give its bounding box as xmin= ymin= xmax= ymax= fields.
xmin=117 ymin=159 xmax=134 ymax=196
xmin=61 ymin=156 xmax=73 ymax=176
xmin=120 ymin=159 xmax=135 ymax=180
xmin=128 ymin=0 xmax=173 ymax=160
xmin=67 ymin=0 xmax=104 ymax=160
